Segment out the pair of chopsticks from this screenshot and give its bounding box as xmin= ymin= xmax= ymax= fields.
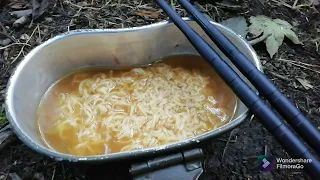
xmin=155 ymin=0 xmax=320 ymax=178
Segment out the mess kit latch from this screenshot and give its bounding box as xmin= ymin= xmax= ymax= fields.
xmin=130 ymin=148 xmax=204 ymax=180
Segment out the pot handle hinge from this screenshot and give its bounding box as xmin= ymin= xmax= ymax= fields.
xmin=130 ymin=148 xmax=204 ymax=180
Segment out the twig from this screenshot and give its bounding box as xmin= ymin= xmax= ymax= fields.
xmin=4 ymin=171 xmax=9 ymax=180
xmin=58 ymin=0 xmax=66 ymax=12
xmin=271 ymin=0 xmax=313 ymax=10
xmin=278 ymin=58 xmax=320 ymax=68
xmin=1 ymin=65 xmax=10 ymax=78
xmin=249 ymin=114 xmax=255 ymax=124
xmin=264 ymin=144 xmax=268 ymax=155
xmin=248 ymin=33 xmax=270 ymax=45
xmin=0 ymin=22 xmax=7 ymax=33
xmin=288 ymin=63 xmax=320 ymax=74
xmin=218 ymin=136 xmax=237 ymax=143
xmin=240 ymin=156 xmax=259 ymax=160
xmin=44 ymin=162 xmax=59 ymax=170
xmin=51 ymin=166 xmax=56 ymax=180
xmin=61 ymin=163 xmax=65 ymax=179
xmin=222 ymin=129 xmax=236 ymax=160
xmin=64 ymin=0 xmax=102 ymax=10
xmin=268 ymin=71 xmax=290 ymax=81
xmin=11 ymin=25 xmax=38 ymax=64
xmin=37 ymin=25 xmax=42 ymax=42
xmin=293 ymin=0 xmax=299 ymax=7
xmin=215 ymin=2 xmax=242 ymax=10
xmin=213 ymin=6 xmax=220 ymax=17
xmin=278 ymin=58 xmax=320 ymax=74
xmin=66 ymin=0 xmax=112 ymax=29
xmin=0 ymin=43 xmax=31 ymax=50
xmin=0 ymin=32 xmax=16 ymax=43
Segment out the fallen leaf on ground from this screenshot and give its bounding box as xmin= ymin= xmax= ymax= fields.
xmin=221 ymin=16 xmax=248 ymax=38
xmin=135 ymin=10 xmax=160 ymax=19
xmin=296 ymin=78 xmax=313 ymax=90
xmin=0 ymin=38 xmax=12 ymax=46
xmin=32 ymin=0 xmax=49 ymax=20
xmin=13 ymin=16 xmax=30 ymax=28
xmin=248 ymin=15 xmax=302 ymax=58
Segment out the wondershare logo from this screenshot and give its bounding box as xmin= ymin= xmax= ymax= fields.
xmin=258 ymin=155 xmax=274 ymax=171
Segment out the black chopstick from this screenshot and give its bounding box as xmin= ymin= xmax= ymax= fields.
xmin=178 ymin=0 xmax=320 ymax=155
xmin=154 ymin=0 xmax=320 ymax=178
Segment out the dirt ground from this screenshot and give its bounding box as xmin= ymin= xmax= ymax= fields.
xmin=0 ymin=0 xmax=320 ymax=179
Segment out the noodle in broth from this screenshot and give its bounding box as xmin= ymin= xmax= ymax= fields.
xmin=37 ymin=55 xmax=237 ymax=156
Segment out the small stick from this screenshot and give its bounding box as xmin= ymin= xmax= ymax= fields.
xmin=38 ymin=25 xmax=42 ymax=42
xmin=293 ymin=0 xmax=299 ymax=8
xmin=288 ymin=63 xmax=320 ymax=74
xmin=51 ymin=166 xmax=56 ymax=180
xmin=268 ymin=71 xmax=290 ymax=81
xmin=0 ymin=43 xmax=31 ymax=50
xmin=264 ymin=144 xmax=268 ymax=155
xmin=11 ymin=25 xmax=38 ymax=64
xmin=278 ymin=58 xmax=320 ymax=68
xmin=61 ymin=163 xmax=66 ymax=179
xmin=64 ymin=0 xmax=101 ymax=10
xmin=278 ymin=58 xmax=320 ymax=74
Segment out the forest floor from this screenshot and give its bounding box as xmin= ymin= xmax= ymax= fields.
xmin=0 ymin=0 xmax=320 ymax=180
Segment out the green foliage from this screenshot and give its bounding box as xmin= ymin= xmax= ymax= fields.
xmin=248 ymin=15 xmax=302 ymax=58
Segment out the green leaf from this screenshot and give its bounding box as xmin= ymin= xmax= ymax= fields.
xmin=265 ymin=35 xmax=280 ymax=58
xmin=248 ymin=15 xmax=302 ymax=58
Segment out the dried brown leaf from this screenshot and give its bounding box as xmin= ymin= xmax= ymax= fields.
xmin=135 ymin=10 xmax=160 ymax=19
xmin=9 ymin=2 xmax=28 ymax=10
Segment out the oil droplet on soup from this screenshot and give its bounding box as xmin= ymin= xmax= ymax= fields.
xmin=37 ymin=55 xmax=238 ymax=156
